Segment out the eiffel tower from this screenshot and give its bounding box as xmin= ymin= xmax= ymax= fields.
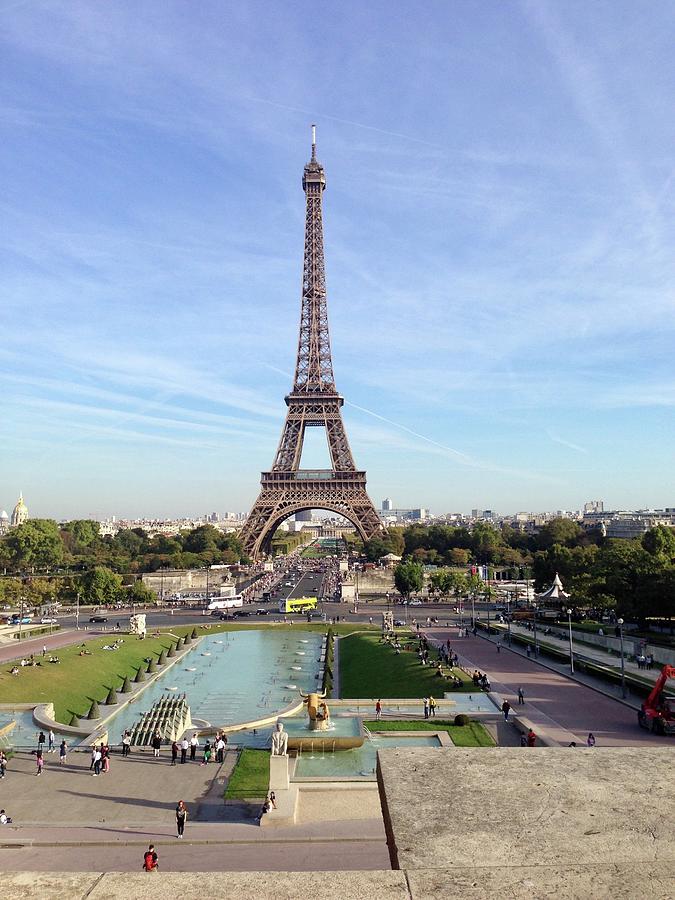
xmin=240 ymin=128 xmax=382 ymax=558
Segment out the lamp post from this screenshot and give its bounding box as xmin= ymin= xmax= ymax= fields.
xmin=18 ymin=595 xmax=25 ymax=642
xmin=76 ymin=591 xmax=80 ymax=631
xmin=532 ymin=602 xmax=538 ymax=657
xmin=567 ymin=608 xmax=574 ymax=674
xmin=618 ymin=617 xmax=626 ymax=698
xmin=507 ymin=593 xmax=512 ymax=646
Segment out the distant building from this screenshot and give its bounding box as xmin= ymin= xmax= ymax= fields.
xmin=295 ymin=510 xmax=313 ymax=522
xmin=0 ymin=509 xmax=9 ymax=535
xmin=382 ymin=498 xmax=392 ymax=512
xmin=10 ymin=492 xmax=28 ymax=527
xmin=584 ymin=500 xmax=604 ymax=514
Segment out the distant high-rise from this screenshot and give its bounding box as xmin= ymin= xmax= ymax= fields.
xmin=382 ymin=498 xmax=392 ymax=512
xmin=295 ymin=510 xmax=313 ymax=522
xmin=583 ymin=500 xmax=604 ymax=514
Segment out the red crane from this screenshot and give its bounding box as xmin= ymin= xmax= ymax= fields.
xmin=638 ymin=665 xmax=675 ymax=735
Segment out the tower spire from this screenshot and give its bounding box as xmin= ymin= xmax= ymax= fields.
xmin=311 ymin=124 xmax=317 ymax=161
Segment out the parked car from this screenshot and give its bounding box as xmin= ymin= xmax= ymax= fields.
xmin=233 ymin=610 xmax=252 ymax=618
xmin=89 ymin=615 xmax=108 ymax=623
xmin=40 ymin=617 xmax=58 ymax=624
xmin=409 ymin=599 xmax=423 ymax=606
xmin=255 ymin=609 xmax=269 ymax=616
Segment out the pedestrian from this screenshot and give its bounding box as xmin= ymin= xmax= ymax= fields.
xmin=517 ymin=687 xmax=525 ymax=705
xmin=501 ymin=700 xmax=511 ymax=722
xmin=143 ymin=844 xmax=159 ymax=871
xmin=0 ymin=750 xmax=7 ymax=778
xmin=171 ymin=741 xmax=179 ymax=766
xmin=37 ymin=731 xmax=45 ymax=753
xmin=152 ymin=730 xmax=161 ymax=758
xmin=190 ymin=732 xmax=199 ymax=761
xmin=176 ymin=799 xmax=188 ymax=838
xmin=180 ymin=736 xmax=188 ymax=764
xmin=42 ymin=645 xmax=47 ymax=657
xmin=429 ymin=696 xmax=437 ymax=717
xmin=0 ymin=809 xmax=12 ymax=824
xmin=496 ymin=643 xmax=501 ymax=654
xmin=375 ymin=699 xmax=382 ymax=721
xmin=526 ymin=728 xmax=537 ymax=747
xmin=48 ymin=729 xmax=55 ymax=753
xmin=92 ymin=746 xmax=102 ymax=776
xmin=256 ymin=796 xmax=272 ymax=825
xmin=587 ymin=732 xmax=596 ymax=747
xmin=36 ymin=747 xmax=44 ymax=776
xmin=122 ymin=731 xmax=131 ymax=757
xmin=102 ymin=743 xmax=110 ymax=773
xmin=59 ymin=739 xmax=67 ymax=766
xmin=90 ymin=746 xmax=97 ymax=770
xmin=520 ymin=733 xmax=528 ymax=747
xmin=201 ymin=740 xmax=212 ymax=765
xmin=526 ymin=645 xmax=531 ymax=658
xmin=423 ymin=697 xmax=429 ymax=719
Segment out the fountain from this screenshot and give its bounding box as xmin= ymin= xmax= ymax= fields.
xmin=284 ymin=692 xmax=365 ymax=751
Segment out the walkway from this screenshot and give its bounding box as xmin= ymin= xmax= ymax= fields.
xmin=493 ymin=620 xmax=664 ymax=686
xmin=424 ymin=627 xmax=672 ymax=747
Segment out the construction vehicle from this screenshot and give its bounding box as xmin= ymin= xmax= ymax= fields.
xmin=638 ymin=665 xmax=675 ymax=735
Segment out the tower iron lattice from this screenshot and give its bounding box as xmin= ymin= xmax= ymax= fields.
xmin=239 ymin=128 xmax=382 ymax=558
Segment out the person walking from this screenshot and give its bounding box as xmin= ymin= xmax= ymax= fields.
xmin=423 ymin=697 xmax=429 ymax=720
xmin=143 ymin=844 xmax=159 ymax=871
xmin=190 ymin=733 xmax=199 ymax=761
xmin=121 ymin=731 xmax=131 ymax=757
xmin=0 ymin=750 xmax=8 ymax=778
xmin=176 ymin=800 xmax=188 ymax=838
xmin=37 ymin=731 xmax=45 ymax=753
xmin=180 ymin=736 xmax=188 ymax=764
xmin=92 ymin=746 xmax=102 ymax=776
xmin=36 ymin=747 xmax=44 ymax=776
xmin=587 ymin=732 xmax=596 ymax=747
xmin=42 ymin=644 xmax=47 ymax=657
xmin=517 ymin=687 xmax=525 ymax=705
xmin=48 ymin=729 xmax=55 ymax=753
xmin=520 ymin=733 xmax=528 ymax=747
xmin=526 ymin=728 xmax=537 ymax=747
xmin=101 ymin=743 xmax=110 ymax=773
xmin=375 ymin=699 xmax=382 ymax=721
xmin=201 ymin=740 xmax=212 ymax=766
xmin=171 ymin=741 xmax=179 ymax=766
xmin=429 ymin=696 xmax=437 ymax=717
xmin=501 ymin=700 xmax=511 ymax=722
xmin=151 ymin=731 xmax=161 ymax=758
xmin=59 ymin=739 xmax=67 ymax=766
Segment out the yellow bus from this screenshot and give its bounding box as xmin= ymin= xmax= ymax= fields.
xmin=279 ymin=596 xmax=318 ymax=614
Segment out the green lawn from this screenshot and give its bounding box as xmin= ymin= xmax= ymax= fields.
xmin=364 ymin=718 xmax=495 ymax=747
xmin=339 ymin=633 xmax=475 ymax=698
xmin=224 ymin=748 xmax=269 ymax=799
xmin=0 ymin=633 xmax=178 ymax=724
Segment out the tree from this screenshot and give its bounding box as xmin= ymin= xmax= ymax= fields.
xmin=537 ymin=518 xmax=582 ymax=550
xmin=642 ymin=526 xmax=675 ymax=563
xmin=128 ymin=579 xmax=157 ymax=605
xmin=82 ymin=567 xmax=123 ymax=605
xmin=3 ymin=520 xmax=64 ymax=570
xmin=62 ymin=519 xmax=100 ymax=549
xmin=394 ymin=559 xmax=424 ymax=600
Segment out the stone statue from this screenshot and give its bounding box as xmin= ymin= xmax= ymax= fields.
xmin=271 ymin=722 xmax=288 ymax=756
xmin=129 ymin=614 xmax=147 ymax=637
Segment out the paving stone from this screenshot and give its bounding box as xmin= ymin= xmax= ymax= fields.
xmin=377 ymin=747 xmax=675 ymax=871
xmin=0 ymin=873 xmax=101 ymax=899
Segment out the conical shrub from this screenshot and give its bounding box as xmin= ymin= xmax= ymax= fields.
xmin=106 ymin=687 xmax=118 ymax=705
xmin=183 ymin=634 xmax=192 ymax=646
xmin=167 ymin=645 xmax=176 ymax=658
xmin=70 ymin=713 xmax=81 ymax=727
xmin=120 ymin=675 xmax=132 ymax=693
xmin=87 ymin=700 xmax=101 ymax=720
xmin=190 ymin=627 xmax=198 ymax=639
xmin=158 ymin=650 xmax=167 ymax=665
xmin=176 ymin=637 xmax=184 ymax=649
xmin=147 ymin=658 xmax=157 ymax=674
xmin=134 ymin=667 xmax=145 ymax=683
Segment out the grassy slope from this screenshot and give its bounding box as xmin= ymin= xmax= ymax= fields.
xmin=364 ymin=718 xmax=495 ymax=747
xmin=224 ymin=748 xmax=269 ymax=799
xmin=0 ymin=634 xmax=177 ymax=723
xmin=339 ymin=633 xmax=475 ymax=698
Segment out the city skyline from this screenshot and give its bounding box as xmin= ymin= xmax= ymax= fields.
xmin=2 ymin=2 xmax=674 ymax=519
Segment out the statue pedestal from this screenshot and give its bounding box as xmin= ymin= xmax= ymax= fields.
xmin=269 ymin=754 xmax=289 ymax=791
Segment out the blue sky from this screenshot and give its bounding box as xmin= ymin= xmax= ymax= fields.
xmin=1 ymin=1 xmax=674 ymax=520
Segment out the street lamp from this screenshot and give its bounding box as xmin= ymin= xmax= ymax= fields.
xmin=567 ymin=608 xmax=574 ymax=674
xmin=507 ymin=593 xmax=512 ymax=646
xmin=533 ymin=602 xmax=538 ymax=657
xmin=76 ymin=591 xmax=80 ymax=631
xmin=617 ymin=617 xmax=626 ymax=698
